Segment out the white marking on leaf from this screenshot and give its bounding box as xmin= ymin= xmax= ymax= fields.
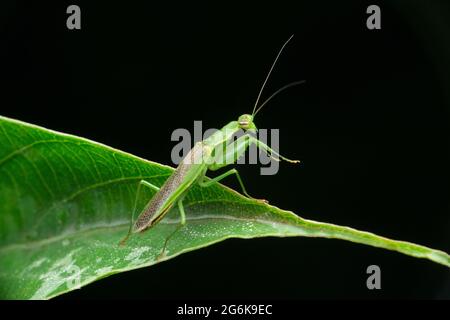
xmin=22 ymin=258 xmax=48 ymax=276
xmin=125 ymin=247 xmax=151 ymax=261
xmin=124 ymin=247 xmax=152 ymax=266
xmin=30 ymin=249 xmax=86 ymax=299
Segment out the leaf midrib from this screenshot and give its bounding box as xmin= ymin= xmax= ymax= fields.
xmin=0 ymin=203 xmax=298 ymax=254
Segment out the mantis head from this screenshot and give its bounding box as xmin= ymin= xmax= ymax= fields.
xmin=238 ymin=114 xmax=256 ymax=131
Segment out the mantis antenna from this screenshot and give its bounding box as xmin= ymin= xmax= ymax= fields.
xmin=251 ymin=35 xmax=305 ymax=117
xmin=253 ymin=80 xmax=305 ymax=117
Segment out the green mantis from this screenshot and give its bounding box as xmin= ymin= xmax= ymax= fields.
xmin=120 ymin=35 xmax=304 ymax=251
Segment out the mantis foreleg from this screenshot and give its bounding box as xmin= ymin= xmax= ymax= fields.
xmin=246 ymin=135 xmax=300 ymax=163
xmin=199 ymin=132 xmax=298 ymax=201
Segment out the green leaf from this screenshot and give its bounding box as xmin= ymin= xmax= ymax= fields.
xmin=0 ymin=115 xmax=448 ymax=299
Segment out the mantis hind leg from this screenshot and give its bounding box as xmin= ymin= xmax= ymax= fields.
xmin=119 ymin=180 xmax=160 ymax=246
xmin=158 ymin=196 xmax=187 ymax=259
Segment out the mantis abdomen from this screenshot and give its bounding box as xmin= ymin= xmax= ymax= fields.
xmin=133 ymin=142 xmax=208 ymax=232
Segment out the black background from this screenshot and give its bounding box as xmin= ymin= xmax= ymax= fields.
xmin=1 ymin=1 xmax=449 ymax=299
